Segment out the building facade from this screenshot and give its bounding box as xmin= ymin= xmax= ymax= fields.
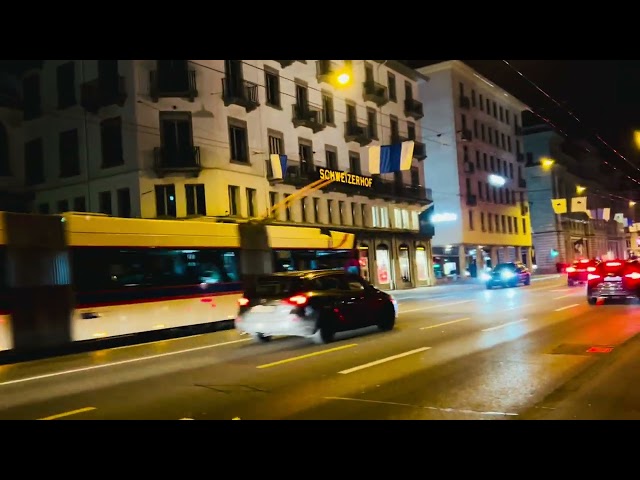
xmin=11 ymin=59 xmax=434 ymax=289
xmin=416 ymin=60 xmax=532 ymax=279
xmin=523 ymin=122 xmax=628 ymax=273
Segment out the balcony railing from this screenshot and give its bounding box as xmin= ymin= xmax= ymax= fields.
xmin=274 ymin=60 xmax=295 ymax=68
xmin=292 ymin=104 xmax=326 ymax=133
xmin=316 ymin=60 xmax=338 ymax=84
xmin=222 ymin=78 xmax=259 ymax=112
xmin=362 ymin=80 xmax=389 ymax=107
xmin=390 ymin=135 xmax=427 ymax=161
xmin=80 ymin=76 xmax=127 ymax=113
xmin=344 ymin=120 xmax=372 ymax=146
xmin=153 ymin=146 xmax=201 ymax=178
xmin=149 ymin=69 xmax=197 ymax=102
xmin=404 ymin=98 xmax=424 ymax=120
xmin=281 ymin=162 xmax=431 ymax=205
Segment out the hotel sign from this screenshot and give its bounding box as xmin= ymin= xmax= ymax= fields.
xmin=318 ymin=168 xmax=373 ymax=188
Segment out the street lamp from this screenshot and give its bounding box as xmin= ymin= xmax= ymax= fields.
xmin=630 ymin=201 xmax=636 ymax=207
xmin=576 ymin=185 xmax=586 ymax=195
xmin=541 ymin=157 xmax=554 ymax=169
xmin=336 ymin=71 xmax=351 ymax=85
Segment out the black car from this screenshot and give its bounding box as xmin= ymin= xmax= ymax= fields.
xmin=235 ymin=270 xmax=398 ymax=344
xmin=587 ymin=259 xmax=640 ymax=304
xmin=483 ymin=262 xmax=531 ymax=289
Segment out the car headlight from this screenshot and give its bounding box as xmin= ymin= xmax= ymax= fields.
xmin=480 ymin=272 xmax=491 ymax=281
xmin=500 ymin=271 xmax=515 ymax=279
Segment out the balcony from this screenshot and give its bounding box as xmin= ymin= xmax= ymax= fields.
xmin=278 ymin=159 xmax=316 ymax=187
xmin=362 ymin=80 xmax=389 ymax=107
xmin=459 ymin=95 xmax=471 ymax=109
xmin=222 ymin=78 xmax=259 ymax=112
xmin=413 ymin=140 xmax=427 ymax=160
xmin=153 ymin=146 xmax=201 ymax=178
xmin=404 ymin=98 xmax=424 ymax=120
xmin=466 ymin=194 xmax=477 ymax=206
xmin=274 ymin=60 xmax=295 ymax=68
xmin=316 ymin=60 xmax=338 ymax=84
xmin=518 ymin=177 xmax=527 ymax=188
xmin=80 ymin=76 xmax=127 ymax=113
xmin=517 ymin=153 xmax=525 ymax=163
xmin=344 ymin=121 xmax=372 ymax=146
xmin=149 ymin=69 xmax=197 ymax=102
xmin=292 ymin=104 xmax=326 ymax=133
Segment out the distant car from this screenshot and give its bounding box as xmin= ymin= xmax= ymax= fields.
xmin=483 ymin=262 xmax=531 ymax=289
xmin=566 ymin=259 xmax=600 ymax=286
xmin=586 ymin=259 xmax=640 ymax=304
xmin=235 ymin=270 xmax=398 ymax=344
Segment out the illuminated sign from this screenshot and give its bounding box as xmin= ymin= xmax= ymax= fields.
xmin=319 ymin=168 xmax=373 ymax=188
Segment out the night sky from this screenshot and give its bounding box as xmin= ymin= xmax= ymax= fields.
xmin=405 ymin=60 xmax=640 ymax=171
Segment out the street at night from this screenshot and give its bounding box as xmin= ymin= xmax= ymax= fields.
xmin=2 ymin=275 xmax=639 ymax=420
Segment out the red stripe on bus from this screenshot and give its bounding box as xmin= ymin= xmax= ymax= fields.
xmin=75 ymin=290 xmax=242 ymax=309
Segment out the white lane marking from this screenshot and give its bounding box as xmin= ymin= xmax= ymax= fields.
xmin=400 ymin=300 xmax=472 ymax=314
xmin=482 ymin=318 xmax=528 ymax=332
xmin=0 ymin=338 xmax=251 ymax=387
xmin=553 ymin=294 xmax=575 ymax=299
xmin=324 ymin=397 xmax=518 ymax=416
xmin=420 ymin=317 xmax=470 ymax=330
xmin=555 ymin=303 xmax=580 ymax=312
xmin=338 ymin=347 xmax=430 ymax=375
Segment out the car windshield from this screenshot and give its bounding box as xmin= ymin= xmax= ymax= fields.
xmin=246 ymin=275 xmax=305 ymax=298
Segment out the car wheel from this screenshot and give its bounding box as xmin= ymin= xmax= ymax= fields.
xmin=587 ymin=298 xmax=597 ymax=305
xmin=253 ymin=333 xmax=272 ymax=343
xmin=311 ymin=315 xmax=336 ymax=344
xmin=376 ymin=301 xmax=396 ymax=332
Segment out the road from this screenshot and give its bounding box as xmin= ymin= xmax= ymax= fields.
xmin=2 ymin=274 xmax=640 ymax=420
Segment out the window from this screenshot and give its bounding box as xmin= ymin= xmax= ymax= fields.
xmin=328 ymin=200 xmax=334 ymax=224
xmin=155 ymin=185 xmax=176 ymax=217
xmin=59 ymin=129 xmax=80 ymax=177
xmin=298 ymin=139 xmax=313 ymax=174
xmin=514 ymin=216 xmax=519 ymax=234
xmin=101 ymin=117 xmax=124 ymax=168
xmin=71 ymin=247 xmax=241 ymax=293
xmin=56 ymin=61 xmax=76 ymax=109
xmin=411 ymin=167 xmax=420 ymax=186
xmin=313 ymin=197 xmax=320 ymax=223
xmin=117 ymin=187 xmax=131 ymax=218
xmin=390 ymin=116 xmax=399 ymax=141
xmin=57 ymin=199 xmax=69 ymax=213
xmin=522 ymin=218 xmax=527 ymax=234
xmin=322 ymin=93 xmax=334 ymax=124
xmin=268 ymin=132 xmax=283 ymax=155
xmin=351 ymin=203 xmax=357 ymax=226
xmin=387 ymin=73 xmax=396 ymax=101
xmin=367 ymin=109 xmax=377 ymax=139
xmin=468 ymin=210 xmax=474 ymax=230
xmin=228 ymin=118 xmax=249 ymax=162
xmin=73 ymin=196 xmax=86 ymax=212
xmin=325 ymin=147 xmax=338 ymax=169
xmin=338 ymin=201 xmax=344 ymax=225
xmin=349 ymin=152 xmax=361 ymax=175
xmin=228 ymin=185 xmax=240 ymax=216
xmin=480 ymin=212 xmax=486 ymax=232
xmin=361 ymin=204 xmax=367 ymax=227
xmin=264 ymin=69 xmax=280 ymax=107
xmin=99 ymin=191 xmax=112 ymax=215
xmin=0 ymin=122 xmax=8 ymax=176
xmin=407 ymin=123 xmax=416 ymax=140
xmin=478 ymin=181 xmax=483 ymax=200
xmin=246 ymin=187 xmax=257 ymax=217
xmin=285 ymin=195 xmax=292 ymax=221
xmin=23 ymin=75 xmax=41 ymax=120
xmin=25 ymin=138 xmax=44 ymax=185
xmin=186 ymin=184 xmax=206 ymax=216
xmin=269 ymin=192 xmax=278 ymax=217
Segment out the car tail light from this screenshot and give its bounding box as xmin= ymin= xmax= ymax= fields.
xmin=587 ymin=266 xmax=596 ymax=272
xmin=587 ymin=273 xmax=601 ymax=281
xmin=606 ymin=261 xmax=622 ymax=267
xmin=237 ymin=297 xmax=249 ymax=307
xmin=566 ymin=267 xmax=576 ymax=273
xmin=625 ymin=272 xmax=640 ymax=280
xmin=283 ymin=294 xmax=308 ymax=306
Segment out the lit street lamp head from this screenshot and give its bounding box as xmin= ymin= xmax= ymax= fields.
xmin=336 ymin=72 xmax=351 ymax=85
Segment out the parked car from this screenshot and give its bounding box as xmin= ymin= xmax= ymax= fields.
xmin=483 ymin=262 xmax=531 ymax=289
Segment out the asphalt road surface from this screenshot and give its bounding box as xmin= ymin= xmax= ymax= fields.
xmin=2 ymin=275 xmax=640 ymax=420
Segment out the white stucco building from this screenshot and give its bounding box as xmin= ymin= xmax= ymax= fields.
xmin=12 ymin=60 xmax=434 ymax=289
xmin=416 ymin=60 xmax=533 ymax=279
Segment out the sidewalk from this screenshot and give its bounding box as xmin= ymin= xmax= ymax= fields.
xmin=388 ymin=274 xmax=562 ymax=296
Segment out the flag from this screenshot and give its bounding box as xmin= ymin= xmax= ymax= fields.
xmin=369 ymin=140 xmax=414 ymax=175
xmin=551 ymin=198 xmax=567 ymax=214
xmin=571 ymin=196 xmax=587 ymax=213
xmin=613 ymin=213 xmax=624 ymax=224
xmin=602 ymin=208 xmax=611 ymax=221
xmin=269 ymin=154 xmax=287 ymax=180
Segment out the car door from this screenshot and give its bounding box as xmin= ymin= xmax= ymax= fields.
xmin=338 ymin=274 xmax=371 ymax=329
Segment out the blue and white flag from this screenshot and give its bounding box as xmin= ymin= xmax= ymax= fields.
xmin=269 ymin=154 xmax=288 ymax=179
xmin=368 ymin=140 xmax=414 ymax=175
